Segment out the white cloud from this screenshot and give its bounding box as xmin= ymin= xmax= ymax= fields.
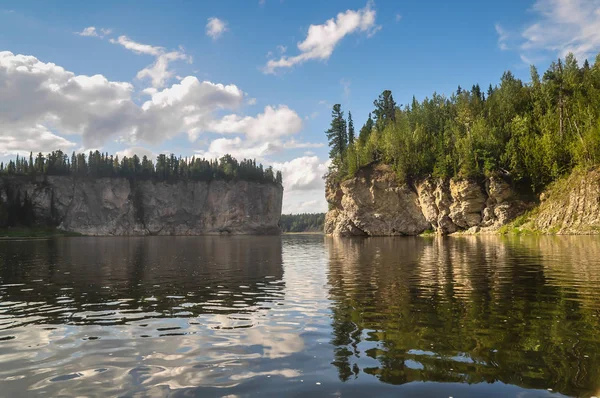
xmin=0 ymin=52 xmax=247 ymax=149
xmin=137 ymin=51 xmax=190 ymax=88
xmin=110 ymin=35 xmax=163 ymax=56
xmin=110 ymin=35 xmax=191 ymax=88
xmin=395 ymin=13 xmax=402 ymax=22
xmin=501 ymin=0 xmax=600 ymax=63
xmin=206 ymin=17 xmax=228 ymax=40
xmin=495 ymin=23 xmax=509 ymax=50
xmin=246 ymin=97 xmax=257 ymax=105
xmin=277 ymin=45 xmax=287 ymax=54
xmin=76 ymin=27 xmax=101 ymax=38
xmin=75 ymin=26 xmax=112 ymax=39
xmin=0 ymin=51 xmax=312 ymax=158
xmin=264 ymin=1 xmax=381 ymax=73
xmin=273 ymin=156 xmax=329 ymax=192
xmin=282 ymin=139 xmax=324 ymax=149
xmin=273 ymin=156 xmax=330 ymax=213
xmin=208 ymin=105 xmax=303 ymax=141
xmin=196 ymin=137 xmax=282 ymax=160
xmin=0 ymin=125 xmax=76 ymax=156
xmin=116 ymin=146 xmax=154 ymax=160
xmin=196 ymin=137 xmax=324 ymax=162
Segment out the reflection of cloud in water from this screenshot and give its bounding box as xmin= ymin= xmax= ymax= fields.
xmin=0 ymin=235 xmax=333 ymax=396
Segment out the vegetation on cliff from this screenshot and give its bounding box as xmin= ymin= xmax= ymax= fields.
xmin=280 ymin=213 xmax=325 ymax=233
xmin=0 ymin=150 xmax=283 ymax=185
xmin=326 ymin=53 xmax=600 ymax=194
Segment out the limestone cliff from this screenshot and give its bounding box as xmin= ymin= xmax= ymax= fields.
xmin=0 ymin=176 xmax=283 ymax=235
xmin=325 ymin=164 xmax=530 ymax=236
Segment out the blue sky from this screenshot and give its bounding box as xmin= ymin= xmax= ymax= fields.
xmin=1 ymin=0 xmax=598 ymax=213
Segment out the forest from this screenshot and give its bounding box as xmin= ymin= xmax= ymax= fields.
xmin=0 ymin=150 xmax=283 ymax=185
xmin=326 ymin=53 xmax=600 ymax=192
xmin=279 ymin=213 xmax=325 ymax=233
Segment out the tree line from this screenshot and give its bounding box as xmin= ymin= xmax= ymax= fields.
xmin=279 ymin=213 xmax=325 ymax=232
xmin=326 ymin=53 xmax=600 ymax=192
xmin=0 ymin=150 xmax=283 ymax=185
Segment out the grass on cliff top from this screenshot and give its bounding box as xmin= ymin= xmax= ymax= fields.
xmin=498 ymin=165 xmax=600 ymax=235
xmin=0 ymin=227 xmax=82 ymax=239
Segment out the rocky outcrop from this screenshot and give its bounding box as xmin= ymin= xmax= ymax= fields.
xmin=326 ymin=164 xmax=530 ymax=236
xmin=0 ymin=176 xmax=283 ymax=235
xmin=531 ymin=167 xmax=600 ymax=234
xmin=325 ymin=165 xmax=430 ymax=236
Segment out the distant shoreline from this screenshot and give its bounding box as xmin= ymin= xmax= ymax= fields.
xmin=283 ymin=231 xmax=324 ymax=235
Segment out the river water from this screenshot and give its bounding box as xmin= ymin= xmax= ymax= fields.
xmin=0 ymin=235 xmax=599 ymax=397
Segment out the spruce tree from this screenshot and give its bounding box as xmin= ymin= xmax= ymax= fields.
xmin=325 ymin=104 xmax=348 ymax=162
xmin=347 ymin=111 xmax=355 ymax=144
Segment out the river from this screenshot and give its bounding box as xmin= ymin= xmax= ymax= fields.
xmin=0 ymin=235 xmax=599 ymax=397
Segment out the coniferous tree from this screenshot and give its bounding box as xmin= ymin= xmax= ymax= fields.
xmin=347 ymin=111 xmax=355 ymax=144
xmin=325 ymin=104 xmax=348 ymax=163
xmin=359 ymin=113 xmax=374 ymax=144
xmin=373 ymin=90 xmax=397 ymax=129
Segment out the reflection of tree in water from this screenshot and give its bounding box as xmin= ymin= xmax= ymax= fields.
xmin=326 ymin=236 xmax=600 ymax=396
xmin=0 ymin=236 xmax=284 ymax=327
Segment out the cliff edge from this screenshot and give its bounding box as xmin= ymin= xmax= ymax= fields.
xmin=0 ymin=176 xmax=283 ymax=235
xmin=325 ymin=164 xmax=531 ymax=236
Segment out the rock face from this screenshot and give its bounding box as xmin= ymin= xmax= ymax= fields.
xmin=532 ymin=168 xmax=600 ymax=234
xmin=325 ymin=165 xmax=430 ymax=236
xmin=0 ymin=176 xmax=283 ymax=235
xmin=326 ymin=164 xmax=530 ymax=236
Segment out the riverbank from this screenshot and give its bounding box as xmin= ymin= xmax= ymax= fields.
xmin=326 ymin=164 xmax=600 ymax=237
xmin=0 ymin=227 xmax=83 ymax=239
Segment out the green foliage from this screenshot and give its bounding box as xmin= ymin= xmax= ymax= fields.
xmin=329 ymin=53 xmax=600 ymax=194
xmin=0 ymin=151 xmax=283 ymax=185
xmin=325 ymin=104 xmax=348 ymax=167
xmin=280 ymin=213 xmax=325 ymax=233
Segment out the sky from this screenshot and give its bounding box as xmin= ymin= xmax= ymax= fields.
xmin=1 ymin=0 xmax=599 ymax=213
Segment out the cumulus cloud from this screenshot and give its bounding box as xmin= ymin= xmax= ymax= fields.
xmin=0 ymin=52 xmax=246 ymax=149
xmin=136 ymin=50 xmax=191 ymax=88
xmin=115 ymin=146 xmax=154 ymax=160
xmin=76 ymin=26 xmax=101 ymax=38
xmin=196 ymin=137 xmax=282 ymax=160
xmin=206 ymin=17 xmax=228 ymax=40
xmin=0 ymin=51 xmax=312 ymax=159
xmin=273 ymin=156 xmax=329 ymax=192
xmin=273 ymin=156 xmax=330 ymax=213
xmin=0 ymin=125 xmax=76 ymax=156
xmin=196 ymin=137 xmax=324 ymax=162
xmin=110 ymin=36 xmax=190 ymax=88
xmin=208 ymin=105 xmax=303 ymax=141
xmin=264 ymin=1 xmax=380 ymax=73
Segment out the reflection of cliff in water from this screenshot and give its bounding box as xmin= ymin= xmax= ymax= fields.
xmin=0 ymin=236 xmax=284 ymax=328
xmin=325 ymin=236 xmax=600 ymax=397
